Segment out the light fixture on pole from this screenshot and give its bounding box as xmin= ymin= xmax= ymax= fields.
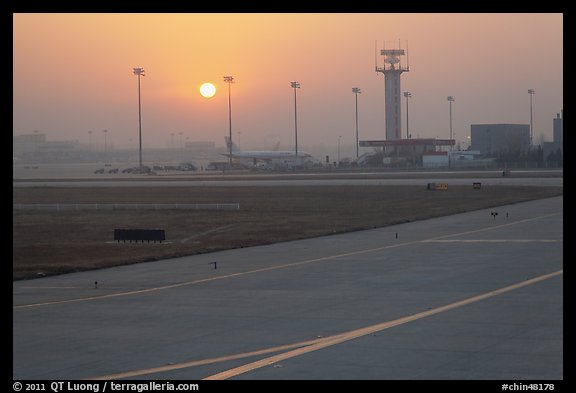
xmin=404 ymin=91 xmax=411 ymax=139
xmin=291 ymin=81 xmax=300 ymax=157
xmin=352 ymin=87 xmax=361 ymax=158
xmin=528 ymin=89 xmax=535 ymax=146
xmin=224 ymin=76 xmax=235 ymax=166
xmin=447 ymin=95 xmax=455 ymax=148
xmin=133 ymin=67 xmax=145 ymax=171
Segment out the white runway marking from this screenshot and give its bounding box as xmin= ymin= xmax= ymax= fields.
xmin=13 ymin=212 xmax=560 ymax=310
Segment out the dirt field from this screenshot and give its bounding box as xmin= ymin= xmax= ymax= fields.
xmin=13 ymin=185 xmax=562 ymax=280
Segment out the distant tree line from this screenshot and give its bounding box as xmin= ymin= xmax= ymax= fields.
xmin=493 ymin=146 xmax=562 ymax=168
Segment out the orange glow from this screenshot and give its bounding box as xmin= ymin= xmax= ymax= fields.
xmin=13 ymin=13 xmax=562 ymax=150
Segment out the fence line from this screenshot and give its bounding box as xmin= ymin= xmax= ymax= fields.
xmin=13 ymin=203 xmax=240 ymax=211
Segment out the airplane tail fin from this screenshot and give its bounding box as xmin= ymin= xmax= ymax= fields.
xmin=273 ymin=141 xmax=281 ymax=151
xmin=224 ymin=136 xmax=240 ymax=153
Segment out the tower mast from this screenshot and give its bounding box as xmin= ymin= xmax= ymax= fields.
xmin=375 ymin=40 xmax=409 ymax=141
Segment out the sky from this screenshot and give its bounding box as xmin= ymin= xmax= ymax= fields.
xmin=13 ymin=13 xmax=563 ymax=156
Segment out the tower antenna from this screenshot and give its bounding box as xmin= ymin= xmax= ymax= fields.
xmin=374 ymin=40 xmax=378 ymax=72
xmin=398 ymin=38 xmax=402 ymax=69
xmin=382 ymin=40 xmax=385 ymax=68
xmin=406 ymin=40 xmax=410 ymax=70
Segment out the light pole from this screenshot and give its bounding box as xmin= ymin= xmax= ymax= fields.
xmin=352 ymin=87 xmax=361 ymax=158
xmin=404 ymin=91 xmax=412 ymax=139
xmin=447 ymin=96 xmax=455 ymax=148
xmin=291 ymin=81 xmax=300 ymax=157
xmin=88 ymin=130 xmax=92 ymax=151
xmin=528 ymin=89 xmax=535 ymax=146
xmin=337 ymin=135 xmax=342 ymax=166
xmin=103 ymin=129 xmax=108 ymax=156
xmin=224 ymin=76 xmax=234 ymax=166
xmin=133 ymin=67 xmax=145 ymax=171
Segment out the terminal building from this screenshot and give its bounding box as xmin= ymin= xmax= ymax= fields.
xmin=470 ymin=124 xmax=530 ymax=156
xmin=13 ymin=132 xmax=83 ymax=162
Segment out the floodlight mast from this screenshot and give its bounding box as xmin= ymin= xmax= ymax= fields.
xmin=352 ymin=87 xmax=362 ymax=158
xmin=404 ymin=91 xmax=411 ymax=139
xmin=447 ymin=95 xmax=455 ymax=147
xmin=291 ymin=81 xmax=301 ymax=157
xmin=528 ymin=89 xmax=535 ymax=146
xmin=133 ymin=67 xmax=145 ymax=171
xmin=224 ymin=76 xmax=234 ymax=166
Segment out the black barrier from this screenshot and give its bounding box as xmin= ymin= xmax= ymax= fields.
xmin=114 ymin=229 xmax=166 ymax=243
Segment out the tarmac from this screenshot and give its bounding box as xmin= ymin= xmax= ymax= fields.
xmin=13 ymin=196 xmax=563 ymax=380
xmin=11 ymin=176 xmax=563 ymax=188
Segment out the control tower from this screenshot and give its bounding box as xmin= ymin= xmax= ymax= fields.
xmin=376 ymin=42 xmax=409 ymax=140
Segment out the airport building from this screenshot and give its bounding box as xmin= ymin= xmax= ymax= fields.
xmin=553 ymin=110 xmax=563 ymax=143
xmin=13 ymin=132 xmax=47 ymax=154
xmin=470 ymin=124 xmax=530 ymax=156
xmin=359 ymin=138 xmax=455 ymax=167
xmin=13 ymin=132 xmax=83 ymax=162
xmin=542 ymin=111 xmax=563 ymax=164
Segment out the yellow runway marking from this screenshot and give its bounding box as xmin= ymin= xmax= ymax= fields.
xmin=13 ymin=212 xmax=560 ymax=310
xmin=88 ymin=339 xmax=320 ymax=380
xmin=87 ymin=269 xmax=563 ymax=380
xmin=204 ymin=269 xmax=563 ymax=380
xmin=423 ymin=239 xmax=559 ymax=243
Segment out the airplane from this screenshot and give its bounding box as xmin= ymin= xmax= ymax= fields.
xmin=223 ymin=136 xmax=317 ymax=168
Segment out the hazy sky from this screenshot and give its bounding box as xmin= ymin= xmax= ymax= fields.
xmin=13 ymin=13 xmax=563 ymax=155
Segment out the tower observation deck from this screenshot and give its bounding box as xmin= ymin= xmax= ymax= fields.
xmin=376 ymin=44 xmax=409 ymax=140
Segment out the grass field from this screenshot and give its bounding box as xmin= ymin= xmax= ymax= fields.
xmin=13 ymin=184 xmax=563 ymax=280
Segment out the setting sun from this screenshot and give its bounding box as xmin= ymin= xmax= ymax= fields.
xmin=12 ymin=14 xmax=562 ymax=149
xmin=199 ymin=82 xmax=216 ymax=98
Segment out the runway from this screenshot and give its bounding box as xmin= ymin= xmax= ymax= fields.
xmin=12 ymin=168 xmax=563 ymax=188
xmin=13 ymin=196 xmax=563 ymax=380
xmin=11 ymin=177 xmax=564 ymax=188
